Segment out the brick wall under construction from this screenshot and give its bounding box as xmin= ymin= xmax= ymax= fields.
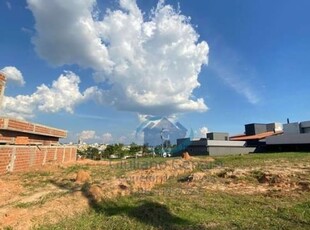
xmin=0 ymin=130 xmax=59 ymax=145
xmin=0 ymin=117 xmax=67 ymax=138
xmin=0 ymin=146 xmax=77 ymax=174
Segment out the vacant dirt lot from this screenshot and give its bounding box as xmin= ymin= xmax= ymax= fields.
xmin=0 ymin=155 xmax=309 ymax=229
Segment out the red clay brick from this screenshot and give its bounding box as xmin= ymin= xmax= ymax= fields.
xmin=0 ymin=146 xmax=76 ymax=174
xmin=15 ymin=136 xmax=30 ymax=145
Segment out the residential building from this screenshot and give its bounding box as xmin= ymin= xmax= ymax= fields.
xmin=266 ymin=120 xmax=310 ymax=151
xmin=176 ymin=132 xmax=255 ymax=156
xmin=230 ymin=123 xmax=283 ymax=148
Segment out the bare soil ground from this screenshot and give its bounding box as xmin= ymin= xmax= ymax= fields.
xmin=0 ymin=156 xmax=309 ymax=229
xmin=189 ymin=162 xmax=310 ymax=195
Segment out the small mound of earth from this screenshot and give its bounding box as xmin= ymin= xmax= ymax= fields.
xmin=76 ymin=170 xmax=91 ymax=183
xmin=88 ymin=185 xmax=103 ymax=202
xmin=178 ymin=172 xmax=205 ymax=183
xmin=182 ymin=152 xmax=191 ymax=160
xmin=251 ymin=171 xmax=284 ymax=185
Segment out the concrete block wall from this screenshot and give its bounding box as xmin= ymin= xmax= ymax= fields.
xmin=207 ymin=132 xmax=229 ymax=141
xmin=0 ymin=146 xmax=77 ymax=174
xmin=207 ymin=146 xmax=255 ymax=156
xmin=245 ymin=124 xmax=267 ymax=135
xmin=300 ymin=121 xmax=310 ymax=133
xmin=283 ymin=123 xmax=300 ymax=134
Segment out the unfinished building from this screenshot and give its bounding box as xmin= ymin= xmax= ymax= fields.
xmin=0 ymin=72 xmax=76 ymax=174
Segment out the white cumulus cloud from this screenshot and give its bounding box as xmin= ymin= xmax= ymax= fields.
xmin=79 ymin=130 xmax=98 ymax=141
xmin=27 ymin=0 xmax=209 ymax=116
xmin=1 ymin=71 xmax=100 ymax=119
xmin=199 ymin=126 xmax=209 ymax=137
xmin=102 ymin=132 xmax=113 ymax=144
xmin=0 ymin=66 xmax=25 ymax=86
xmin=27 ymin=0 xmax=113 ymax=71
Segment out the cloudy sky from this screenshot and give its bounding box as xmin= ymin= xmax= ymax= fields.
xmin=1 ymin=0 xmax=310 ymax=144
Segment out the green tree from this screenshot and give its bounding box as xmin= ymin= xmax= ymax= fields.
xmin=86 ymin=146 xmax=100 ymax=160
xmin=104 ymin=143 xmax=127 ymax=158
xmin=129 ymin=142 xmax=140 ymax=156
xmin=104 ymin=145 xmax=115 ymax=157
xmin=142 ymin=144 xmax=152 ymax=154
xmin=77 ymin=149 xmax=87 ymax=158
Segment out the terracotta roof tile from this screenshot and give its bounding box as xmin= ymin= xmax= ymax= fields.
xmin=230 ymin=131 xmax=283 ymax=141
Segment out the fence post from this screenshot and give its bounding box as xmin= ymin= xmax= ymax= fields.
xmin=6 ymin=147 xmax=16 ymax=173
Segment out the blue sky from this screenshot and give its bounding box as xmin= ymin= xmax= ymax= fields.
xmin=1 ymin=0 xmax=310 ymax=144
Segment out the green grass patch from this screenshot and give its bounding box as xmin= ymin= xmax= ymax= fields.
xmin=37 ymin=189 xmax=310 ymax=230
xmin=213 ymin=152 xmax=310 ymax=168
xmin=22 ymin=179 xmax=51 ymax=190
xmin=64 ymin=164 xmax=91 ymax=174
xmin=35 ymin=153 xmax=310 ymax=229
xmin=22 ymin=171 xmax=54 ymax=179
xmin=21 ymin=171 xmax=55 ymax=191
xmin=15 ymin=191 xmax=68 ymax=208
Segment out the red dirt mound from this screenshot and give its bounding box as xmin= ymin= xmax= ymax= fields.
xmin=76 ymin=170 xmax=91 ymax=183
xmin=182 ymin=152 xmax=191 ymax=160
